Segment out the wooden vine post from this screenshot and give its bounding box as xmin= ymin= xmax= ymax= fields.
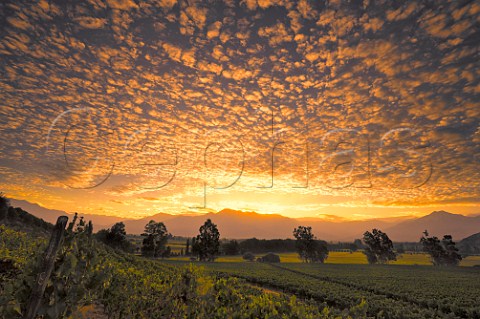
xmin=24 ymin=216 xmax=68 ymax=319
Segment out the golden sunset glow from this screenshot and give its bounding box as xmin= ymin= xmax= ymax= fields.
xmin=0 ymin=0 xmax=479 ymax=220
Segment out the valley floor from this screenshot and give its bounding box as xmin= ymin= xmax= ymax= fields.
xmin=168 ymin=251 xmax=480 ymax=266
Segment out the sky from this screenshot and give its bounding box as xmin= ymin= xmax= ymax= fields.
xmin=0 ymin=0 xmax=478 ymax=220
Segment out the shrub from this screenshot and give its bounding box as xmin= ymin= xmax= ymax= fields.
xmin=258 ymin=253 xmax=280 ymax=263
xmin=243 ymin=252 xmax=255 ymax=261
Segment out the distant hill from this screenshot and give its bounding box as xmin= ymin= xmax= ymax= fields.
xmin=122 ymin=212 xmax=178 ymax=234
xmin=123 ymin=209 xmax=413 ymax=240
xmin=384 ymin=211 xmax=480 ymax=242
xmin=123 ymin=208 xmax=298 ymax=239
xmin=458 ymin=232 xmax=480 ymax=256
xmin=123 ymin=210 xmax=480 ymax=241
xmin=10 ymin=199 xmax=480 ymax=241
xmin=295 ymin=217 xmax=410 ymax=242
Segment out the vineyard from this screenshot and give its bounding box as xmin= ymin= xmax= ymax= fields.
xmin=2 ymin=217 xmax=480 ymax=318
xmin=166 ymin=261 xmax=480 ymax=319
xmin=1 ymin=221 xmax=361 ymax=319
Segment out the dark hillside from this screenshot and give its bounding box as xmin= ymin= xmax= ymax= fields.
xmin=458 ymin=232 xmax=480 ymax=256
xmin=0 ymin=205 xmax=53 ymax=235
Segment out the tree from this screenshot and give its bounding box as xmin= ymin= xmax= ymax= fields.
xmin=293 ymin=226 xmax=315 ymax=262
xmin=353 ymin=239 xmax=364 ymax=250
xmin=107 ymin=222 xmax=127 ymax=242
xmin=0 ymin=192 xmax=9 ymax=208
xmin=96 ymin=222 xmax=133 ymax=252
xmin=442 ymin=235 xmax=462 ymax=265
xmin=191 ymin=237 xmax=198 ymax=258
xmin=0 ymin=192 xmax=10 ymax=220
xmin=314 ymin=240 xmax=329 ymax=263
xmin=421 ymin=231 xmax=462 ymax=266
xmin=161 ymin=246 xmax=172 ymax=258
xmin=95 ymin=229 xmax=109 ymax=244
xmin=293 ymin=226 xmax=329 ymax=263
xmin=141 ymin=220 xmax=169 ymax=258
xmin=194 ymin=219 xmax=220 ymax=261
xmin=238 ymin=238 xmax=297 ymax=253
xmin=363 ymin=229 xmax=397 ymax=264
xmin=185 ymin=238 xmax=190 ymax=255
xmin=222 ymin=240 xmax=240 ymax=255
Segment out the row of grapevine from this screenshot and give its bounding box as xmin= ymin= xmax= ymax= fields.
xmin=1 ymin=216 xmax=101 ymax=318
xmin=186 ymin=261 xmax=479 ymax=319
xmin=280 ymin=263 xmax=480 ymax=318
xmin=1 ymin=221 xmax=363 ymax=319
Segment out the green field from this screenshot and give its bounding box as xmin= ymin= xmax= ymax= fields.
xmin=168 ymin=250 xmax=480 ymax=267
xmin=156 ymin=239 xmax=480 ymax=317
xmin=163 ymin=250 xmax=480 ymax=317
xmin=163 ymin=259 xmax=480 ymax=318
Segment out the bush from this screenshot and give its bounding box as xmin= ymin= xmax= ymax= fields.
xmin=258 ymin=253 xmax=280 ymax=263
xmin=242 ymin=252 xmax=255 ymax=262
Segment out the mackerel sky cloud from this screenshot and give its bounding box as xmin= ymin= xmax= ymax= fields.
xmin=0 ymin=0 xmax=478 ymax=219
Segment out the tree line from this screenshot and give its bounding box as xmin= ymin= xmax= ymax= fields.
xmin=96 ymin=218 xmax=221 ymax=261
xmin=96 ymin=218 xmax=463 ymax=266
xmin=221 ymin=238 xmax=358 ymax=254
